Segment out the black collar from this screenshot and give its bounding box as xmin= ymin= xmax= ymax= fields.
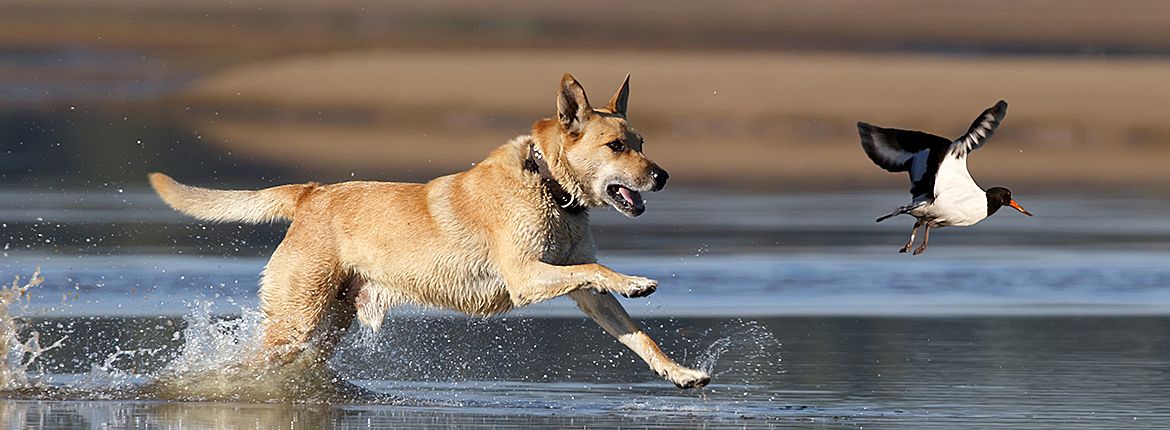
xmin=525 ymin=143 xmax=588 ymax=214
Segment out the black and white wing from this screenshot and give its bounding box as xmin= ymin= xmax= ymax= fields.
xmin=858 ymin=122 xmax=952 ymax=199
xmin=950 ymin=100 xmax=1008 ymax=158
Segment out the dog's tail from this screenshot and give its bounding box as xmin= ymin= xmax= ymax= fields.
xmin=148 ymin=173 xmax=316 ymax=224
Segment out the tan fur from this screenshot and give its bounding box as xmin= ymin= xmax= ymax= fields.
xmin=148 ymin=173 xmax=316 ymax=224
xmin=149 ymin=74 xmax=709 ymax=389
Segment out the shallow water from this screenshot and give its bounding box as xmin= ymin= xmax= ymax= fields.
xmin=2 ymin=190 xmax=1170 ymax=428
xmin=4 ymin=315 xmax=1170 ymax=428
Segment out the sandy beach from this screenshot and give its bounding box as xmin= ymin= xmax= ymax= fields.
xmin=3 ymin=1 xmax=1169 ymax=191
xmin=173 ymin=50 xmax=1170 ymax=191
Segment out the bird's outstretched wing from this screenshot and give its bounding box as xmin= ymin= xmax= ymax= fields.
xmin=950 ymin=100 xmax=1008 ymax=158
xmin=858 ymin=122 xmax=952 ymax=198
xmin=857 ymin=123 xmax=950 ymax=172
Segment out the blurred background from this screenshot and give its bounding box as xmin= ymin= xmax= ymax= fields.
xmin=2 ymin=0 xmax=1170 ymax=312
xmin=3 ymin=2 xmax=1170 ymax=427
xmin=2 ymin=0 xmax=1169 ymax=192
xmin=2 ymin=0 xmax=1170 ymax=309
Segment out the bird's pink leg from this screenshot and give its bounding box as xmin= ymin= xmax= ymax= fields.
xmin=900 ymin=220 xmax=922 ymax=253
xmin=913 ymin=224 xmax=932 ymax=255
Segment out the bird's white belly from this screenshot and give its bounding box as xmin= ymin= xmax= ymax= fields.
xmin=918 ymin=193 xmax=987 ymax=227
xmin=921 ymin=154 xmax=989 ymax=227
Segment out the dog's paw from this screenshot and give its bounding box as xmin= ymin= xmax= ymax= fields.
xmin=619 ymin=276 xmax=657 ymax=298
xmin=668 ymin=367 xmax=711 ymax=389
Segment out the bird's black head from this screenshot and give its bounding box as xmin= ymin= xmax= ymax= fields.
xmin=986 ymin=186 xmax=1032 ymax=217
xmin=986 ymin=187 xmax=1012 ymax=205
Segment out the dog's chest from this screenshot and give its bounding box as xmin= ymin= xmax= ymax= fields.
xmin=420 ymin=212 xmax=590 ymax=315
xmin=446 ymin=209 xmax=591 ymax=315
xmin=534 ymin=212 xmax=594 ymax=264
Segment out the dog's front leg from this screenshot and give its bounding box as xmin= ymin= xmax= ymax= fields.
xmin=569 ymin=289 xmax=711 ymax=389
xmin=501 ymin=261 xmax=657 ymax=307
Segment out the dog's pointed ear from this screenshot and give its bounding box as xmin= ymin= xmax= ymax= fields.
xmin=557 ymin=73 xmax=592 ymax=134
xmin=605 ymin=74 xmax=630 ymax=117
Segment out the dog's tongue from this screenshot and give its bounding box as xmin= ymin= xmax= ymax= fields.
xmin=618 ymin=186 xmax=645 ymax=211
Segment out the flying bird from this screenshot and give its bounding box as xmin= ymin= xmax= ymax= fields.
xmin=858 ymin=100 xmax=1032 ymax=255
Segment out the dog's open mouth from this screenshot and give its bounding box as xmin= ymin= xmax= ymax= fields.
xmin=606 ymin=184 xmax=645 ymax=217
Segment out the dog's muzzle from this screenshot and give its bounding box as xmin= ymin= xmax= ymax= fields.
xmin=650 ymin=165 xmax=669 ymax=192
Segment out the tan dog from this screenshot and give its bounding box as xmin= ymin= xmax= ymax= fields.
xmin=148 ymin=74 xmax=711 ymax=388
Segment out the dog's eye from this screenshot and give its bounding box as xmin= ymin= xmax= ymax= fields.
xmin=606 ymin=140 xmax=625 ymax=152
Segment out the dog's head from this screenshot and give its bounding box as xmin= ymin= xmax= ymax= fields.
xmin=534 ymin=73 xmax=668 ymax=217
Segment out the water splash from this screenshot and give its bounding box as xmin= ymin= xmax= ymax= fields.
xmin=76 ymin=346 xmax=166 ymax=393
xmin=1 ymin=269 xmax=67 ymax=390
xmin=4 ymin=271 xmax=785 ymax=408
xmin=143 ymin=302 xmax=383 ymax=403
xmin=697 ymin=336 xmax=733 ymax=375
xmin=3 ymin=287 xmax=383 ymax=403
xmin=691 ymin=319 xmax=784 ymax=383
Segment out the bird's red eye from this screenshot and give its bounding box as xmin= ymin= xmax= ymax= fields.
xmin=606 ymin=140 xmax=625 ymax=152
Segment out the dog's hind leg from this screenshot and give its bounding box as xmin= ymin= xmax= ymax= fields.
xmin=315 ymin=276 xmax=361 ymax=354
xmin=569 ymin=289 xmax=711 ymax=389
xmin=258 ymin=236 xmax=345 ymax=365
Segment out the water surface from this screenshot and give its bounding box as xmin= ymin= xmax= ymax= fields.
xmin=2 ymin=190 xmax=1169 ymax=428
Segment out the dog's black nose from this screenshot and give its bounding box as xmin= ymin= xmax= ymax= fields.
xmin=650 ymin=166 xmax=669 ymax=191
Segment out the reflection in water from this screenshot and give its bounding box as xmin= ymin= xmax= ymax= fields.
xmin=3 ymin=306 xmax=1170 ymax=427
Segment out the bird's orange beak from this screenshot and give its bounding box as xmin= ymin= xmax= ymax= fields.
xmin=1009 ymin=200 xmax=1033 ymax=216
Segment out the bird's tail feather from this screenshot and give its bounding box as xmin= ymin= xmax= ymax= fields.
xmin=875 ymin=206 xmax=912 ymax=223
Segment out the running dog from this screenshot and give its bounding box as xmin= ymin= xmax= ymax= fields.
xmin=149 ymin=73 xmax=711 ymax=388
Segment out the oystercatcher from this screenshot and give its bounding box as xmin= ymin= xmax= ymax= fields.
xmin=858 ymin=100 xmax=1032 ymax=255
